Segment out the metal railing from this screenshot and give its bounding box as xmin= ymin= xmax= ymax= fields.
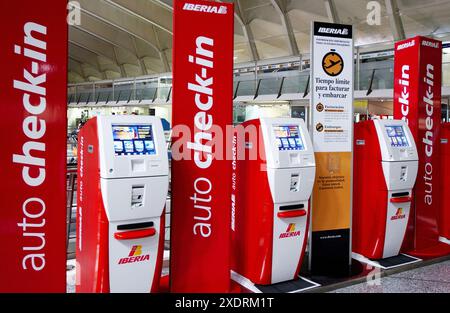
xmin=68 ymin=57 xmax=450 ymax=106
xmin=68 ymin=84 xmax=172 ymax=105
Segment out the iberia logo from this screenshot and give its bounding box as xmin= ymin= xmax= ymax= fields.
xmin=279 ymin=223 xmax=301 ymax=239
xmin=391 ymin=208 xmax=406 ymax=220
xmin=118 ymin=245 xmax=150 ymax=265
xmin=129 ymin=245 xmax=142 ymax=257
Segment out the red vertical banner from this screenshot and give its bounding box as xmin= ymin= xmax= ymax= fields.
xmin=0 ymin=1 xmax=68 ymax=292
xmin=394 ymin=36 xmax=448 ymax=256
xmin=171 ymin=0 xmax=234 ymax=292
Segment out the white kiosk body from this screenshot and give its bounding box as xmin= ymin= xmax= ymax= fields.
xmin=233 ymin=118 xmax=316 ymax=285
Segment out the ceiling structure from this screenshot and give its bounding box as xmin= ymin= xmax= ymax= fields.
xmin=68 ymin=0 xmax=450 ymax=84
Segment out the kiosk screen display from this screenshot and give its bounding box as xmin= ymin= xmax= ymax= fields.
xmin=385 ymin=125 xmax=409 ymax=147
xmin=112 ymin=125 xmax=156 ymax=156
xmin=273 ymin=125 xmax=305 ymax=151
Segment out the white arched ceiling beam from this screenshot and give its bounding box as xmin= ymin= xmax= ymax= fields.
xmin=142 ymin=56 xmax=167 ymax=74
xmin=68 ymin=41 xmax=109 ymax=79
xmin=150 ymin=0 xmax=174 ymax=12
xmin=152 ymin=27 xmax=171 ymax=72
xmin=72 ymin=12 xmax=153 ymax=58
xmin=112 ymin=47 xmax=127 ymax=77
xmin=100 ymin=0 xmax=171 ymax=72
xmin=69 ymin=28 xmax=128 ymax=78
xmin=269 ymin=0 xmax=299 ymax=55
xmin=215 ymin=0 xmax=260 ymax=61
xmin=72 ymin=25 xmax=139 ymax=59
xmin=235 ymin=0 xmax=296 ymax=60
xmin=77 ymin=0 xmax=160 ymax=48
xmin=76 ymin=5 xmax=159 ymax=52
xmin=131 ymin=36 xmax=149 ymax=76
xmin=234 ymin=0 xmax=260 ymax=61
xmin=77 ymin=0 xmax=168 ymax=72
xmin=69 ymin=54 xmax=95 ymax=71
xmin=384 ymin=0 xmax=406 ymax=41
xmin=68 ymin=58 xmax=88 ymax=81
xmin=323 ymin=0 xmax=340 ymax=24
xmin=102 ymin=0 xmax=172 ymax=35
xmin=69 ymin=28 xmax=117 ymax=61
xmin=71 ymin=25 xmax=150 ymax=76
xmin=68 ymin=52 xmax=104 ymax=81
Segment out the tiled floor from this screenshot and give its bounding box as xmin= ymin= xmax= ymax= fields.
xmin=67 ymin=259 xmax=76 ymax=293
xmin=66 ymin=259 xmax=450 ymax=293
xmin=331 ymin=260 xmax=450 ymax=293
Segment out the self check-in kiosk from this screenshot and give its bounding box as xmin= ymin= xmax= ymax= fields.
xmin=440 ymin=123 xmax=450 ymax=244
xmin=353 ymin=120 xmax=418 ymax=259
xmin=76 ymin=116 xmax=169 ymax=293
xmin=232 ymin=118 xmax=316 ymax=285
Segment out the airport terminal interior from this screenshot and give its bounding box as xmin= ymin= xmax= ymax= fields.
xmin=4 ymin=0 xmax=450 ymax=295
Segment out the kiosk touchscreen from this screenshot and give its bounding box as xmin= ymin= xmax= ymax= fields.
xmin=353 ymin=120 xmax=418 ymax=259
xmin=76 ymin=116 xmax=169 ymax=293
xmin=232 ymin=118 xmax=316 ymax=285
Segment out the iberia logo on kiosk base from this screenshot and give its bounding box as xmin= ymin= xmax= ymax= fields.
xmin=118 ymin=245 xmax=150 ymax=265
xmin=279 ymin=223 xmax=301 ymax=239
xmin=391 ymin=208 xmax=406 ymax=221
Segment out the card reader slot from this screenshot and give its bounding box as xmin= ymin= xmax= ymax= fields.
xmin=278 ymin=204 xmax=306 ymax=218
xmin=117 ymin=221 xmax=154 ymax=231
xmin=392 ymin=192 xmax=409 ymax=198
xmin=279 ymin=204 xmax=305 ymax=211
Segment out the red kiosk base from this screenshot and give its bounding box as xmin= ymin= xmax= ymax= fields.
xmin=406 ymin=244 xmax=450 ymax=259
